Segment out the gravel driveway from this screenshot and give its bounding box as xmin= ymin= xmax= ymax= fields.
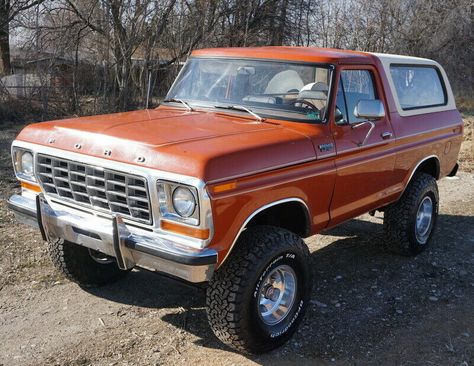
xmin=0 ymin=123 xmax=473 ymax=366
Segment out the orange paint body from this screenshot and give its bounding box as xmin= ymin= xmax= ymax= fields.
xmin=15 ymin=47 xmax=463 ymax=265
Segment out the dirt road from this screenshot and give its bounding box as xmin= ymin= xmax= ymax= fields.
xmin=1 ymin=123 xmax=473 ymax=366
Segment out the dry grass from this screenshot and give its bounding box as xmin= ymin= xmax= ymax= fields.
xmin=456 ymin=97 xmax=474 ymax=115
xmin=459 ymin=114 xmax=474 ymax=172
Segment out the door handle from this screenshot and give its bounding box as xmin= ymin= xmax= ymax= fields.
xmin=381 ymin=131 xmax=393 ymax=140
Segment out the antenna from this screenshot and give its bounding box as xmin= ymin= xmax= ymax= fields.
xmin=146 ymin=67 xmax=152 ymax=109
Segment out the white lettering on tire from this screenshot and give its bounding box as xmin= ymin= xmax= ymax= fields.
xmin=270 ymin=299 xmax=304 ymax=338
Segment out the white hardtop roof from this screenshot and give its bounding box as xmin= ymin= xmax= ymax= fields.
xmin=367 ymin=52 xmax=455 ymax=116
xmin=369 ymin=52 xmax=437 ymax=65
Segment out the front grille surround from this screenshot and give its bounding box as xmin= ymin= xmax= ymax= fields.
xmin=36 ymin=154 xmax=152 ymax=224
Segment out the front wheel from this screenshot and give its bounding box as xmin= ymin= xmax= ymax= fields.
xmin=206 ymin=226 xmax=311 ymax=354
xmin=384 ymin=173 xmax=439 ymax=256
xmin=47 ymin=239 xmax=129 ymax=287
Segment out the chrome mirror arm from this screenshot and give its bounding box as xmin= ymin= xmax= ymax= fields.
xmin=352 ymin=121 xmax=375 ymax=146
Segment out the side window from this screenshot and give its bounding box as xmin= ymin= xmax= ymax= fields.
xmin=390 ymin=65 xmax=446 ymax=110
xmin=339 ymin=70 xmax=377 ymax=123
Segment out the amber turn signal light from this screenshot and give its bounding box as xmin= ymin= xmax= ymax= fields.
xmin=21 ymin=181 xmax=41 ymax=193
xmin=160 ymin=220 xmax=210 ymax=239
xmin=211 ymin=181 xmax=237 ymax=193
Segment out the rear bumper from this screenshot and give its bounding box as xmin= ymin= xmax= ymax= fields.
xmin=8 ymin=193 xmax=217 ymax=283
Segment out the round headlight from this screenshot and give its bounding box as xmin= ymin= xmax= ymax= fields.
xmin=172 ymin=187 xmax=196 ymax=217
xmin=20 ymin=151 xmax=34 ymax=175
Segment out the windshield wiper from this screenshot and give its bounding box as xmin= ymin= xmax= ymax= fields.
xmin=215 ymin=105 xmax=264 ymax=122
xmin=162 ymin=98 xmax=194 ymax=111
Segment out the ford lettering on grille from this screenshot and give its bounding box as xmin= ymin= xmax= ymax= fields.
xmin=36 ymin=154 xmax=152 ymax=224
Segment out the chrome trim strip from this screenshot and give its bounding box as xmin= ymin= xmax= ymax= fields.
xmin=387 ymin=121 xmax=461 ymax=142
xmin=332 ymin=121 xmax=460 ymax=158
xmin=401 ymin=155 xmax=440 ymax=196
xmin=206 ymin=157 xmax=316 ymax=185
xmin=12 ymin=140 xmax=214 ymax=249
xmin=211 ymin=164 xmax=336 ymax=199
xmin=334 ymin=139 xmax=393 ymax=156
xmin=219 ymin=197 xmax=310 ymax=267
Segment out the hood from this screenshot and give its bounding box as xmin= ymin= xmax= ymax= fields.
xmin=16 ymin=107 xmax=316 ymax=182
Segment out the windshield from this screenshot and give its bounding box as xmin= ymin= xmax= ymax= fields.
xmin=165 ymin=58 xmax=333 ymax=123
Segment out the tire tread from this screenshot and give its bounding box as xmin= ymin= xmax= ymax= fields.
xmin=47 ymin=239 xmax=127 ymax=287
xmin=206 ymin=225 xmax=310 ymax=354
xmin=384 ymin=173 xmax=438 ymax=256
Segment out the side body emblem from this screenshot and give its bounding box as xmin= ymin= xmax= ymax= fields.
xmin=318 ymin=143 xmax=334 ymax=152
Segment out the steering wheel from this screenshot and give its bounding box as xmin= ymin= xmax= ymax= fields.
xmin=291 ymin=99 xmax=318 ymax=110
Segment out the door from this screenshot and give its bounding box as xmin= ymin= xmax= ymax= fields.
xmin=328 ymin=65 xmax=396 ymax=226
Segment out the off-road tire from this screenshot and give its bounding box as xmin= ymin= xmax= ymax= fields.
xmin=206 ymin=226 xmax=311 ymax=354
xmin=384 ymin=173 xmax=439 ymax=256
xmin=47 ymin=239 xmax=128 ymax=287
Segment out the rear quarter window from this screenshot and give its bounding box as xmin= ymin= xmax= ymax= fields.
xmin=389 ymin=65 xmax=447 ymax=110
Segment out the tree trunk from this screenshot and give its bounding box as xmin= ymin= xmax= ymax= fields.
xmin=0 ymin=3 xmax=11 ymax=75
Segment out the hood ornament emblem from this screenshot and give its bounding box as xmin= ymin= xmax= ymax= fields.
xmin=137 ymin=156 xmax=146 ymax=163
xmin=74 ymin=143 xmax=82 ymax=150
xmin=104 ymin=149 xmax=112 ymax=156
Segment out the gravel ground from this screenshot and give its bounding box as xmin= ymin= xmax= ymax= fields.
xmin=0 ymin=120 xmax=473 ymax=366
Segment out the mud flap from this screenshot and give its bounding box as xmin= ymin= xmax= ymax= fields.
xmin=448 ymin=162 xmax=459 ymax=177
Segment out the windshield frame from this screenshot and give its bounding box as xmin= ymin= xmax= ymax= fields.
xmin=164 ymin=57 xmax=336 ymax=124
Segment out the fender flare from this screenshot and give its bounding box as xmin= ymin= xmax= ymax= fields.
xmin=401 ymin=155 xmax=440 ymax=195
xmin=219 ymin=197 xmax=310 ymax=266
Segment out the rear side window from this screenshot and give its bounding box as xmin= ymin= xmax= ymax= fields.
xmin=390 ymin=65 xmax=447 ymax=110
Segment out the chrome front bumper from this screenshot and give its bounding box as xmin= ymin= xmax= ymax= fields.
xmin=8 ymin=194 xmax=217 ymax=283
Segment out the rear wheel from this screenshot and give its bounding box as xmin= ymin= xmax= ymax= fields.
xmin=47 ymin=239 xmax=128 ymax=287
xmin=384 ymin=173 xmax=439 ymax=255
xmin=206 ymin=226 xmax=311 ymax=354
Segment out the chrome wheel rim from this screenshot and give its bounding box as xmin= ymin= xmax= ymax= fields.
xmin=415 ymin=196 xmax=433 ymax=243
xmin=89 ymin=249 xmax=114 ymax=264
xmin=258 ymin=264 xmax=297 ymax=326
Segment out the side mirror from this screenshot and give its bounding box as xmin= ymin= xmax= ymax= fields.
xmin=353 ymin=99 xmax=385 ymax=121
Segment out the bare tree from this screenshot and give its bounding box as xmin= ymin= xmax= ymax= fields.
xmin=62 ymin=0 xmax=179 ymax=109
xmin=0 ymin=0 xmax=47 ymax=75
xmin=4 ymin=0 xmax=472 ymax=118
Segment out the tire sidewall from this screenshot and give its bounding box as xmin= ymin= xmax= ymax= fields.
xmin=248 ymin=249 xmax=310 ymax=347
xmin=408 ymin=185 xmax=438 ymax=252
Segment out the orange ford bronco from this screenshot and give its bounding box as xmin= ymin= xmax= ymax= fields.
xmin=9 ymin=47 xmax=463 ymax=353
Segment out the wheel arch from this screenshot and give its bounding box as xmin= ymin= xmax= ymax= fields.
xmin=405 ymin=155 xmax=440 ymax=188
xmin=219 ymin=198 xmax=311 ymax=266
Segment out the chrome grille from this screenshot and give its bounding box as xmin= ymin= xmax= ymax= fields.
xmin=36 ymin=154 xmax=152 ymax=224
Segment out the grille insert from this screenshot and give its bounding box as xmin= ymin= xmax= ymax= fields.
xmin=37 ymin=154 xmax=152 ymax=224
